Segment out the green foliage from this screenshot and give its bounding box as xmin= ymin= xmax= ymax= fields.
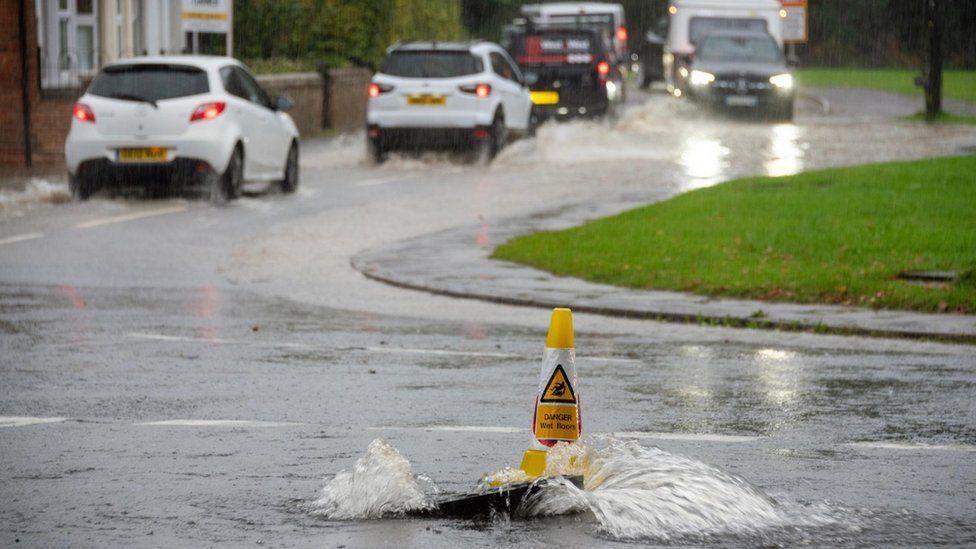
xmin=234 ymin=0 xmax=465 ymax=71
xmin=493 ymin=156 xmax=976 ymax=314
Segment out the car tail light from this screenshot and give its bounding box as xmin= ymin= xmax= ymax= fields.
xmin=190 ymin=101 xmax=226 ymax=122
xmin=73 ymin=102 xmax=95 ymax=123
xmin=460 ymin=83 xmax=491 ymax=98
xmin=473 ymin=128 xmax=490 ymax=139
xmin=596 ymin=61 xmax=611 ymax=77
xmin=616 ymin=26 xmax=628 ymax=42
xmin=368 ymin=83 xmax=394 ymax=97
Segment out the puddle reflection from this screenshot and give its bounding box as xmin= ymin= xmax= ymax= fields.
xmin=680 ymin=136 xmax=730 ymax=190
xmin=765 ymin=124 xmax=805 ymax=177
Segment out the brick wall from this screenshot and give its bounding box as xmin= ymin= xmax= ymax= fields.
xmin=255 ymin=72 xmax=325 ymax=137
xmin=324 ymin=68 xmax=372 ymax=132
xmin=0 ymin=0 xmax=80 ymax=168
xmin=0 ymin=0 xmax=32 ymax=167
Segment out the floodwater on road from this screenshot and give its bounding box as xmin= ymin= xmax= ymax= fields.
xmin=2 ymin=87 xmax=976 ymax=547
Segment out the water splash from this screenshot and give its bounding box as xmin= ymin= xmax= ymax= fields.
xmin=308 ymin=436 xmax=840 ymax=542
xmin=520 ymin=437 xmax=837 ymax=541
xmin=306 ymin=438 xmax=433 ymax=519
xmin=0 ymin=178 xmax=70 ymax=217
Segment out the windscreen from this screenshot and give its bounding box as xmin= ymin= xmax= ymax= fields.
xmin=380 ymin=51 xmax=483 ymax=78
xmin=697 ymin=35 xmax=783 ymax=63
xmin=512 ymin=31 xmax=601 ymax=65
xmin=689 ymin=17 xmax=769 ymax=46
xmin=89 ymin=64 xmax=210 ymax=101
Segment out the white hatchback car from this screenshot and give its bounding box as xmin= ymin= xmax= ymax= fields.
xmin=366 ymin=41 xmax=535 ymax=163
xmin=65 ymin=56 xmax=299 ymax=203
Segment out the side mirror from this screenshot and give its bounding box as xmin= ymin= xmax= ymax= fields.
xmin=274 ymin=95 xmax=294 ymax=111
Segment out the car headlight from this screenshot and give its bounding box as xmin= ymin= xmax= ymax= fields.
xmin=689 ymin=70 xmax=715 ymax=86
xmin=770 ymin=73 xmax=794 ymax=90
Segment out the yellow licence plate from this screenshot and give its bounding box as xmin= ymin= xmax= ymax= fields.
xmin=531 ymin=91 xmax=560 ymax=105
xmin=407 ymin=95 xmax=446 ymax=106
xmin=118 ymin=147 xmax=168 ymax=163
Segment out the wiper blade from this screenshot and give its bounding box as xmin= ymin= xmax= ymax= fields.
xmin=108 ymin=93 xmax=158 ymax=108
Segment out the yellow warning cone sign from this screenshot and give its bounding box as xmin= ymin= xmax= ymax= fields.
xmin=520 ymin=308 xmax=581 ymax=477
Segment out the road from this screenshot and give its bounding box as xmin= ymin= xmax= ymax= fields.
xmin=2 ymin=88 xmax=975 ymax=547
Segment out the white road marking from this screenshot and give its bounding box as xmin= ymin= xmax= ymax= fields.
xmin=0 ymin=416 xmax=68 ymax=427
xmin=365 ymin=346 xmax=518 ymax=359
xmin=137 ymin=419 xmax=302 ymax=427
xmin=125 ymin=332 xmax=313 ymax=349
xmin=0 ymin=232 xmax=44 ymax=246
xmin=369 ymin=425 xmax=524 ymax=434
xmin=76 ymin=204 xmax=187 ymax=228
xmin=846 ymin=441 xmax=976 ymax=452
xmin=613 ymin=431 xmax=763 ymax=443
xmin=354 ymin=176 xmax=404 ymax=188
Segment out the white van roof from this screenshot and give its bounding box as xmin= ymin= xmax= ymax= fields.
xmin=521 ymin=2 xmax=625 ymax=22
xmin=672 ymin=0 xmax=781 ymax=8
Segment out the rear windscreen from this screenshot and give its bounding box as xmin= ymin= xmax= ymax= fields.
xmin=689 ymin=17 xmax=769 ymax=46
xmin=380 ymin=52 xmax=483 ymax=78
xmin=512 ymin=32 xmax=601 ymax=64
xmin=89 ymin=64 xmax=209 ymax=101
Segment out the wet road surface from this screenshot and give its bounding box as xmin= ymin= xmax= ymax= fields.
xmin=2 ymin=88 xmax=976 ymax=546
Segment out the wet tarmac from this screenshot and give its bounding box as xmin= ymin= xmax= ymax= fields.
xmin=2 ymin=87 xmax=976 ymax=546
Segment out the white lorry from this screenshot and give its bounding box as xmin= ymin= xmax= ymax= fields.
xmin=663 ymin=0 xmax=785 ymax=95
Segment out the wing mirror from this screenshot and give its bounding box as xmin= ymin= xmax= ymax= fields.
xmin=274 ymin=95 xmax=294 ymax=111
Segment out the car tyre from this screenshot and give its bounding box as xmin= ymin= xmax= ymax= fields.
xmin=212 ymin=148 xmax=242 ymax=205
xmin=277 ymin=142 xmax=299 ymax=194
xmin=368 ymin=138 xmax=387 ymax=165
xmin=527 ymin=107 xmax=540 ymax=138
xmin=69 ymin=171 xmax=96 ymax=201
xmin=770 ymin=100 xmax=794 ymax=122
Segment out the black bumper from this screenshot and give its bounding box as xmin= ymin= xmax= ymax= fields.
xmin=368 ymin=126 xmax=488 ymax=151
xmin=76 ymin=158 xmax=215 ymax=189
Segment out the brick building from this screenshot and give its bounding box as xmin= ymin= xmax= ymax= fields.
xmin=1 ymin=0 xmax=230 ymax=168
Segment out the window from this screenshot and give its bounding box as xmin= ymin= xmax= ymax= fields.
xmin=380 ymin=51 xmax=484 ymax=78
xmin=221 ymin=66 xmax=272 ymax=109
xmin=689 ymin=17 xmax=769 ymax=46
xmin=77 ymin=25 xmax=95 ymax=72
xmin=490 ymin=52 xmax=514 ymax=80
xmin=697 ymin=35 xmax=783 ymax=63
xmin=89 ymin=64 xmax=210 ymax=101
xmin=235 ymin=67 xmax=272 ymax=109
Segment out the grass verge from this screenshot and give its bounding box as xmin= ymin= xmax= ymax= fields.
xmin=492 ymin=156 xmax=976 ymax=314
xmin=796 ymin=68 xmax=976 ymax=104
xmin=904 ymin=111 xmax=976 ymax=126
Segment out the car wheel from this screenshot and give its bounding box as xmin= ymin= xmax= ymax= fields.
xmin=212 ymin=148 xmax=242 ymax=205
xmin=489 ymin=113 xmax=506 ymax=156
xmin=278 ymin=142 xmax=299 ymax=194
xmin=368 ymin=138 xmax=387 ymax=165
xmin=69 ymin=172 xmax=96 ymax=201
xmin=527 ymin=107 xmax=540 ymax=138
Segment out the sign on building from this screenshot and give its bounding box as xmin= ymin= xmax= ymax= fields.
xmin=780 ymin=0 xmax=808 ymax=44
xmin=181 ymin=0 xmax=231 ymax=34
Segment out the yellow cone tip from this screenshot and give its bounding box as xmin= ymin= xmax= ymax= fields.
xmin=545 ymin=308 xmax=574 ymax=349
xmin=519 ymin=449 xmax=547 ymax=478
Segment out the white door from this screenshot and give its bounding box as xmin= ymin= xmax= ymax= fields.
xmin=490 ymin=51 xmax=530 ymax=131
xmin=235 ymin=67 xmax=290 ymax=177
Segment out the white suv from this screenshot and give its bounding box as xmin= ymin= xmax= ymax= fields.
xmin=366 ymin=41 xmax=535 ymax=163
xmin=65 ymin=56 xmax=300 ymax=203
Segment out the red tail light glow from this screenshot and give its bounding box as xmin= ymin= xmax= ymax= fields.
xmin=369 ymin=83 xmax=394 ymax=97
xmin=597 ymin=61 xmax=611 ymax=77
xmin=460 ymin=83 xmax=491 ymax=98
xmin=616 ymin=26 xmax=628 ymax=42
xmin=73 ymin=103 xmax=95 ymax=123
xmin=190 ymin=101 xmax=226 ymax=122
